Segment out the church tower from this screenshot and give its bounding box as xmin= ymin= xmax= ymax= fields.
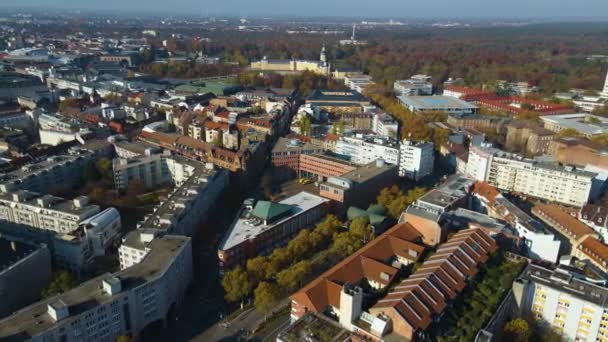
xmin=320 ymin=44 xmax=327 ymax=64
xmin=602 ymin=68 xmax=608 ymax=99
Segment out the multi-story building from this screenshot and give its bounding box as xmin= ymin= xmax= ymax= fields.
xmin=306 ymin=89 xmax=371 ymax=113
xmin=401 ymin=176 xmax=475 ymax=246
xmin=548 ymin=137 xmax=608 ymax=170
xmin=0 ymin=152 xmax=93 ymax=194
xmin=442 ymin=85 xmax=493 ymax=100
xmin=541 ymin=113 xmax=608 ymax=139
xmin=0 ymin=235 xmax=192 ymax=342
xmin=0 ymin=189 xmax=122 ymax=269
xmin=137 ymin=131 xmax=260 ymax=173
xmin=290 ymin=227 xmax=496 ymax=341
xmin=118 ymin=162 xmax=228 ymax=269
xmin=513 ymin=264 xmax=608 ymax=342
xmin=471 ymin=182 xmax=561 ymax=263
xmin=367 ymin=229 xmax=497 ymax=341
xmin=218 ymin=192 xmax=328 ymax=270
xmin=398 ymin=95 xmax=479 ymax=115
xmin=344 ymin=74 xmax=375 ymax=93
xmin=398 ymin=140 xmax=434 ymax=180
xmin=112 ymin=151 xmax=201 ymax=190
xmin=335 ymin=135 xmax=400 ymax=166
xmin=393 ymin=75 xmax=433 ymax=96
xmin=466 ymin=145 xmax=600 ymax=207
xmin=290 ymin=223 xmax=426 ymax=322
xmin=271 ymin=137 xmax=324 ymax=176
xmin=340 ymin=113 xmax=373 ymax=131
xmin=250 ymin=47 xmax=331 ymax=76
xmin=602 ymin=69 xmax=608 ymax=99
xmin=319 ymin=160 xmax=399 ymax=211
xmin=0 ymin=71 xmax=49 ymax=101
xmin=506 ymin=121 xmax=555 ymax=156
xmin=580 ymin=204 xmax=608 ymax=242
xmin=371 ymin=112 xmax=399 ymax=138
xmin=0 ymin=237 xmax=51 ymax=319
xmin=446 ymin=113 xmax=509 ymax=133
xmin=298 ymin=153 xmax=358 ymax=181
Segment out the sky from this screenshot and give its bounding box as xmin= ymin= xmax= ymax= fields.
xmin=2 ymin=0 xmax=608 ymax=19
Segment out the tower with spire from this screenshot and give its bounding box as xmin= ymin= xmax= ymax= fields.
xmin=320 ymin=44 xmax=327 ymax=64
xmin=602 ymin=68 xmax=608 ymax=99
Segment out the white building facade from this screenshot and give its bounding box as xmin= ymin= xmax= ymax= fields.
xmin=398 ymin=140 xmax=434 ymax=180
xmin=513 ymin=264 xmax=608 ymax=342
xmin=0 ymin=236 xmax=193 ymax=342
xmin=466 ymin=145 xmax=598 ymax=207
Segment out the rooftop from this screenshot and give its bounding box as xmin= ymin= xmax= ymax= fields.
xmin=532 ymin=203 xmax=597 ymax=241
xmin=0 ymin=236 xmax=190 ymax=340
xmin=219 ymin=192 xmax=329 ymax=251
xmin=272 ymin=137 xmax=323 ymax=154
xmin=277 ymin=312 xmax=354 ymax=342
xmin=135 ymin=164 xmax=223 ymax=233
xmin=307 ymin=89 xmax=369 ymax=105
xmin=518 ymin=263 xmax=608 ymax=307
xmin=398 ymin=95 xmax=479 ymax=110
xmin=0 ymin=191 xmax=99 ymax=219
xmin=541 ymin=113 xmax=608 ymax=136
xmin=290 ymin=223 xmax=424 ymax=314
xmin=0 ymin=238 xmax=39 ymax=274
xmin=340 ymin=160 xmax=397 ymax=184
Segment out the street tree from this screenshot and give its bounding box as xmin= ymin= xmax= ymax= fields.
xmin=254 ymin=281 xmax=280 ymax=320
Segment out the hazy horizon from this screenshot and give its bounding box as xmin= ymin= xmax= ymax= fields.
xmin=2 ymin=0 xmax=608 ymax=20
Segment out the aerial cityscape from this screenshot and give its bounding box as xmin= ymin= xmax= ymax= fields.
xmin=0 ymin=1 xmax=608 ymax=342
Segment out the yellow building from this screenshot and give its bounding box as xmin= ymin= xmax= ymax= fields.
xmin=250 ymin=46 xmax=331 ymax=76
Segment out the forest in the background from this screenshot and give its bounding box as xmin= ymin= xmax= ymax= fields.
xmin=156 ymin=22 xmax=608 ymax=94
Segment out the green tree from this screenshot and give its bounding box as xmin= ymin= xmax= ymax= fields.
xmin=298 ymin=115 xmax=312 ymax=136
xmin=350 ymin=217 xmax=374 ymax=243
xmin=331 ymin=232 xmax=364 ymax=259
xmin=557 ymin=127 xmax=581 ymax=138
xmin=222 ymin=266 xmax=251 ymax=303
xmin=246 ymin=256 xmax=272 ymax=284
xmin=504 ymin=318 xmax=532 ymax=342
xmin=254 ymin=281 xmax=280 ymax=319
xmin=276 ymin=260 xmax=312 ymax=292
xmin=42 ymin=271 xmax=77 ymax=298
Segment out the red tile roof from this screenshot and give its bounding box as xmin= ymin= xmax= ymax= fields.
xmin=577 ymin=236 xmax=608 ymax=270
xmin=290 ymin=223 xmax=425 ymax=314
xmin=371 ymin=228 xmax=497 ymax=332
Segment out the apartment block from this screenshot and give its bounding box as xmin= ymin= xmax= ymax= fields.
xmin=398 ymin=140 xmax=434 ymax=180
xmin=471 ymin=182 xmax=561 ymax=263
xmin=513 ymin=264 xmax=608 ymax=342
xmin=335 ymin=135 xmax=400 ymax=166
xmin=0 ymin=152 xmax=93 ymax=194
xmin=466 ymin=145 xmax=600 ymax=207
xmin=0 ymin=236 xmax=193 ymax=342
xmin=0 ymin=238 xmax=51 ymax=319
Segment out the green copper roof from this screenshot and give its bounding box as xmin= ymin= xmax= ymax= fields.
xmin=347 ymin=207 xmax=368 ymax=221
xmin=252 ymin=201 xmax=294 ymax=222
xmin=367 ymin=204 xmax=387 ymax=216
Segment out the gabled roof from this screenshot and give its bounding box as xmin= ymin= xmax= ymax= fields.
xmin=371 ymin=229 xmax=497 ymax=333
xmin=252 ymin=201 xmax=294 ymax=221
xmin=290 ymin=223 xmax=425 ymax=314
